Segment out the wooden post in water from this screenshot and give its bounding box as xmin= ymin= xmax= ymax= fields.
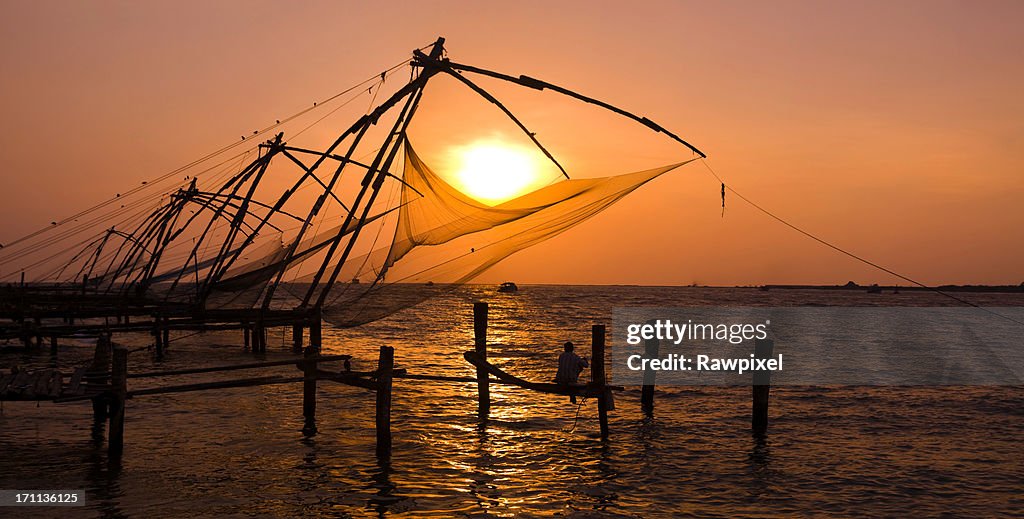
xmin=243 ymin=323 xmax=250 ymax=351
xmin=752 ymin=338 xmax=774 ymax=435
xmin=253 ymin=322 xmax=261 ymax=353
xmin=161 ymin=317 xmax=170 ymax=354
xmin=309 ymin=309 xmax=322 ymax=354
xmin=109 ymin=345 xmax=128 ymax=458
xmin=375 ymin=345 xmax=395 ymax=458
xmin=89 ymin=333 xmax=112 ymax=421
xmin=592 ymin=324 xmax=609 ymax=440
xmin=473 ymin=302 xmax=489 ymax=419
xmin=34 ymin=316 xmax=42 ymax=349
xmin=301 ymin=350 xmax=317 ymax=436
xmin=153 ymin=317 xmax=164 ymax=359
xmin=641 ymin=332 xmax=659 ymax=416
xmin=292 ymin=323 xmax=304 ymax=354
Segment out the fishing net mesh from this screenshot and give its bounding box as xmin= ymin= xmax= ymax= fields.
xmin=309 ymin=141 xmax=693 ymax=326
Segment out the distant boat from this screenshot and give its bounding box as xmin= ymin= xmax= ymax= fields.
xmin=497 ymin=282 xmax=518 ymax=293
xmin=351 ymin=277 xmax=361 ymax=285
xmin=866 ymin=284 xmax=882 ymax=294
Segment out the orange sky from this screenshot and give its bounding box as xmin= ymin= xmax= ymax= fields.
xmin=1 ymin=1 xmax=1021 ymax=285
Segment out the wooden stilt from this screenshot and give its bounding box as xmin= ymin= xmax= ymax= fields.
xmin=251 ymin=323 xmax=259 ymax=353
xmin=34 ymin=316 xmax=42 ymax=349
xmin=301 ymin=351 xmax=317 ymax=436
xmin=641 ymin=333 xmax=659 ymax=416
xmin=292 ymin=325 xmax=303 ymax=354
xmin=109 ymin=345 xmax=128 ymax=458
xmin=375 ymin=345 xmax=394 ymax=458
xmin=752 ymin=338 xmax=774 ymax=435
xmin=260 ymin=322 xmax=268 ymax=353
xmin=50 ymin=336 xmax=58 ymax=356
xmin=89 ymin=334 xmax=112 ymax=421
xmin=473 ymin=302 xmax=489 ymax=419
xmin=154 ymin=318 xmax=164 ymax=359
xmin=252 ymin=321 xmax=265 ymax=354
xmin=243 ymin=323 xmax=250 ymax=351
xmin=309 ymin=311 xmax=322 ymax=354
xmin=161 ymin=317 xmax=170 ymax=353
xmin=292 ymin=323 xmax=303 ymax=353
xmin=592 ymin=324 xmax=609 ymax=440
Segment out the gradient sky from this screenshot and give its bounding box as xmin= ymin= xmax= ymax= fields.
xmin=1 ymin=1 xmax=1021 ymax=285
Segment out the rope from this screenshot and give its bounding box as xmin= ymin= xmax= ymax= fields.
xmin=0 ymin=54 xmax=418 ymax=260
xmin=700 ymin=159 xmax=1024 ymax=327
xmin=565 ymin=396 xmax=589 ymax=433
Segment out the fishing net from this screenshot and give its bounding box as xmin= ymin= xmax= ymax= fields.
xmin=310 ymin=141 xmax=694 ymax=326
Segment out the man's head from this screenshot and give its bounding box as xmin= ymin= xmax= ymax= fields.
xmin=564 ymin=341 xmax=574 ymax=352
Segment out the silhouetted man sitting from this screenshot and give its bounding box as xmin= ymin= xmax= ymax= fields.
xmin=555 ymin=341 xmax=589 ymax=403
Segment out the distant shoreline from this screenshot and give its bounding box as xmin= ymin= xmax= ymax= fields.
xmin=472 ymin=283 xmax=1024 ymax=292
xmin=757 ymin=283 xmax=1024 ymax=293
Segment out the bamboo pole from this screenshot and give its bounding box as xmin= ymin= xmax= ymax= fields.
xmin=375 ymin=345 xmax=394 ymax=458
xmin=752 ymin=338 xmax=774 ymax=434
xmin=126 ymin=376 xmax=303 ymax=398
xmin=473 ymin=302 xmax=489 ymax=419
xmin=127 ymin=354 xmax=351 ymax=378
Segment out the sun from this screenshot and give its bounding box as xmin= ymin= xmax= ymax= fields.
xmin=452 ymin=141 xmax=543 ymax=205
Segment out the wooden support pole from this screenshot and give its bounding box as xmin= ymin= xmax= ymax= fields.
xmin=292 ymin=323 xmax=303 ymax=354
xmin=161 ymin=317 xmax=170 ymax=353
xmin=752 ymin=338 xmax=774 ymax=435
xmin=253 ymin=321 xmax=265 ymax=354
xmin=109 ymin=345 xmax=128 ymax=459
xmin=301 ymin=351 xmax=317 ymax=436
xmin=592 ymin=324 xmax=609 ymax=440
xmin=243 ymin=323 xmax=250 ymax=351
xmin=375 ymin=345 xmax=394 ymax=458
xmin=641 ymin=332 xmax=659 ymax=416
xmin=309 ymin=311 xmax=322 ymax=354
xmin=34 ymin=316 xmax=42 ymax=349
xmin=89 ymin=334 xmax=112 ymax=421
xmin=153 ymin=318 xmax=164 ymax=359
xmin=259 ymin=324 xmax=267 ymax=354
xmin=473 ymin=302 xmax=489 ymax=419
xmin=50 ymin=336 xmax=58 ymax=356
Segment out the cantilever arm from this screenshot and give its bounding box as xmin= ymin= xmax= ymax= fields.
xmin=435 ymin=57 xmax=706 ymax=158
xmin=438 ymin=68 xmax=570 ymax=179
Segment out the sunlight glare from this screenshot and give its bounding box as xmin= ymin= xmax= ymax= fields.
xmin=453 ymin=141 xmax=542 ymax=204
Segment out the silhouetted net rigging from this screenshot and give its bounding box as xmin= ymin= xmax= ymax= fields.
xmin=301 ymin=141 xmax=694 ymax=326
xmin=0 ymin=40 xmax=705 ymax=329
